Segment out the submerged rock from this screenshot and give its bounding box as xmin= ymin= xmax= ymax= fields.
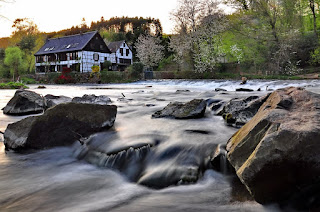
xmin=236 ymin=88 xmax=254 ymax=92
xmin=152 ymin=99 xmax=207 ymax=119
xmin=4 ymin=102 xmax=117 ymax=151
xmin=2 ymin=89 xmax=45 ymax=115
xmin=45 ymin=94 xmax=72 ymax=109
xmin=137 ymin=143 xmax=212 ymax=188
xmin=215 ymin=88 xmax=227 ymax=92
xmin=218 ymin=95 xmax=270 ymax=127
xmin=226 ymin=87 xmax=320 ymax=207
xmin=72 ymin=94 xmax=111 ymax=105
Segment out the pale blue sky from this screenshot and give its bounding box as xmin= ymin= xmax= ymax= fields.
xmin=0 ymin=0 xmax=179 ymax=37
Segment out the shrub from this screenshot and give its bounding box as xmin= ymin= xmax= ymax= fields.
xmin=0 ymin=82 xmax=28 ymax=89
xmin=55 ymin=67 xmax=74 ymax=84
xmin=21 ymin=77 xmax=38 ymax=84
xmin=100 ymin=71 xmax=127 ymax=83
xmin=127 ymin=62 xmax=144 ymax=79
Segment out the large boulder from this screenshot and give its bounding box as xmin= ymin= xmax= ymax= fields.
xmin=2 ymin=89 xmax=45 ymax=115
xmin=72 ymin=94 xmax=111 ymax=105
xmin=218 ymin=95 xmax=270 ymax=127
xmin=226 ymin=87 xmax=320 ymax=206
xmin=45 ymin=94 xmax=72 ymax=109
xmin=152 ymin=99 xmax=206 ymax=119
xmin=4 ymin=102 xmax=117 ymax=151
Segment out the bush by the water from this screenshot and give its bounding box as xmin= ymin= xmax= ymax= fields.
xmin=0 ymin=82 xmax=28 ymax=89
xmin=127 ymin=62 xmax=144 ymax=79
xmin=55 ymin=67 xmax=74 ymax=84
xmin=100 ymin=71 xmax=128 ymax=83
xmin=21 ymin=77 xmax=38 ymax=84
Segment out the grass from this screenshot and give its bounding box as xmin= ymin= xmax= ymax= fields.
xmin=21 ymin=77 xmax=38 ymax=84
xmin=0 ymin=82 xmax=29 ymax=89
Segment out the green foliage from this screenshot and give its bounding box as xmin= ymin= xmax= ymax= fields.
xmin=100 ymin=29 xmax=125 ymax=42
xmin=100 ymin=71 xmax=128 ymax=83
xmin=4 ymin=46 xmax=26 ymax=80
xmin=47 ymin=72 xmax=60 ymax=83
xmin=127 ymin=62 xmax=144 ymax=79
xmin=21 ymin=77 xmax=38 ymax=84
xmin=103 ymin=60 xmax=112 ymax=71
xmin=0 ymin=82 xmax=28 ymax=89
xmin=157 ymin=55 xmax=175 ymax=71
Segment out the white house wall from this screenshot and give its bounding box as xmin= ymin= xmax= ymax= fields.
xmin=80 ymin=51 xmax=116 ymax=72
xmin=35 ymin=51 xmax=117 ymax=73
xmin=115 ymin=42 xmax=132 ymax=64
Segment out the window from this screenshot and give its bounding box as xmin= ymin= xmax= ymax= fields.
xmin=66 ymin=44 xmax=71 ymax=49
xmin=93 ymin=53 xmax=99 ymax=61
xmin=123 ymin=43 xmax=126 ymax=47
xmin=120 ymin=48 xmax=123 ymax=56
xmin=126 ymin=49 xmax=129 ymax=56
xmin=44 ymin=48 xmax=50 ymax=51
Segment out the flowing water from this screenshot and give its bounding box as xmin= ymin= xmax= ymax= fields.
xmin=1 ymin=79 xmax=319 ymax=212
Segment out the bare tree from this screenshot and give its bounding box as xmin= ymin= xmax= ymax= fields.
xmin=135 ymin=34 xmax=164 ymax=68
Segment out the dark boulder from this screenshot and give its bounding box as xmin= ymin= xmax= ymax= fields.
xmin=4 ymin=102 xmax=117 ymax=151
xmin=226 ymin=87 xmax=320 ymax=207
xmin=2 ymin=89 xmax=45 ymax=115
xmin=72 ymin=94 xmax=111 ymax=105
xmin=45 ymin=94 xmax=72 ymax=109
xmin=152 ymin=99 xmax=207 ymax=119
xmin=218 ymin=95 xmax=270 ymax=127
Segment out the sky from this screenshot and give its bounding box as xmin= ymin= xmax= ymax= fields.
xmin=0 ymin=0 xmax=179 ymax=38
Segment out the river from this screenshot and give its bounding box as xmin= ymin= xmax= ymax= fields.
xmin=1 ymin=79 xmax=319 ymax=211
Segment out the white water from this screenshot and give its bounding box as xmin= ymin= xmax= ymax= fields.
xmin=1 ymin=79 xmax=319 ymax=211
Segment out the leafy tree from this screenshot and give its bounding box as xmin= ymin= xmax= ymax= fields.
xmin=135 ymin=34 xmax=164 ymax=68
xmin=4 ymin=47 xmax=25 ymax=81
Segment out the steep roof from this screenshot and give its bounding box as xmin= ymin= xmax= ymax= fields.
xmin=107 ymin=40 xmax=125 ymax=53
xmin=35 ymin=31 xmax=104 ymax=56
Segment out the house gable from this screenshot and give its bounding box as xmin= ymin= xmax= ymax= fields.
xmin=83 ymin=33 xmax=111 ymax=53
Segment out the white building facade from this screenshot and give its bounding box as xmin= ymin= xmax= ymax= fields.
xmin=35 ymin=31 xmax=131 ymax=73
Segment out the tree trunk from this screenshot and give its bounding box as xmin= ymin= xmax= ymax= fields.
xmin=309 ymin=0 xmax=318 ymax=37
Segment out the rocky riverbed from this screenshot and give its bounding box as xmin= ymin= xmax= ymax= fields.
xmin=1 ymin=80 xmax=320 ymax=211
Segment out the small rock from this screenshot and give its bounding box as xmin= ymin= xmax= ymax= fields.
xmin=37 ymin=85 xmax=46 ymax=89
xmin=72 ymin=94 xmax=111 ymax=105
xmin=145 ymin=104 xmax=156 ymax=107
xmin=236 ymin=88 xmax=254 ymax=92
xmin=176 ymin=90 xmax=190 ymax=93
xmin=152 ymin=99 xmax=207 ymax=119
xmin=215 ymin=88 xmax=227 ymax=92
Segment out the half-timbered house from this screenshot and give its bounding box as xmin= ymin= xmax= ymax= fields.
xmin=34 ymin=31 xmax=119 ymax=73
xmin=107 ymin=40 xmax=133 ymax=71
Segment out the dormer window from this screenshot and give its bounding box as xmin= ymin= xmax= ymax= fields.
xmin=44 ymin=48 xmax=50 ymax=51
xmin=49 ymin=47 xmax=55 ymax=51
xmin=66 ymin=44 xmax=71 ymax=49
